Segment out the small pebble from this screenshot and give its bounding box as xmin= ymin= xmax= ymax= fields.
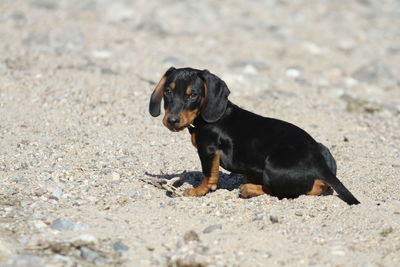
xmin=111 ymin=172 xmax=120 ymax=181
xmin=52 ymin=187 xmax=63 ymax=199
xmin=11 ymin=177 xmax=27 ymax=183
xmin=91 ymin=50 xmax=112 ymax=59
xmin=269 ymin=215 xmax=279 ymax=224
xmin=34 ymin=188 xmax=47 ymax=196
xmin=113 ymin=241 xmax=129 ymax=253
xmin=243 ymin=64 xmax=258 ymax=75
xmin=379 ymin=226 xmax=393 ymax=237
xmin=71 ymin=234 xmax=98 ymax=247
xmin=183 ymin=230 xmax=200 ymax=243
xmin=331 ymin=250 xmax=346 ymax=256
xmin=80 ymin=246 xmax=107 ymax=264
xmin=203 ymin=224 xmax=222 ymax=234
xmin=285 ymin=68 xmax=301 ymax=78
xmin=253 ymin=214 xmax=264 ymax=221
xmin=51 ymin=217 xmax=88 ymax=231
xmin=51 ymin=217 xmax=75 ymax=231
xmin=33 ymin=220 xmax=47 ymax=229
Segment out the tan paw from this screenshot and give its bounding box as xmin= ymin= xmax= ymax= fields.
xmin=183 ymin=186 xmax=209 ymax=197
xmin=239 ymin=184 xmax=265 ymax=198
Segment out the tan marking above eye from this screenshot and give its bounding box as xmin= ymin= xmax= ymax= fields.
xmin=169 ymin=82 xmax=175 ymax=89
xmin=186 ymin=87 xmax=193 ymax=95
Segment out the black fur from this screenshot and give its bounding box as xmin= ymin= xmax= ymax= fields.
xmin=198 ymin=70 xmax=230 ymax=123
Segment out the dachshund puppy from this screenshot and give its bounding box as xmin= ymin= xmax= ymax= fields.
xmin=149 ymin=67 xmax=360 ymax=205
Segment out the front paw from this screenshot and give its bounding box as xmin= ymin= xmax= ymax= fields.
xmin=183 ymin=186 xmax=209 ymax=197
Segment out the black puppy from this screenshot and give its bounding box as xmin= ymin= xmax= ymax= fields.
xmin=149 ymin=67 xmax=360 ymax=205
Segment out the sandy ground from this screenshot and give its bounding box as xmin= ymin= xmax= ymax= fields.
xmin=0 ymin=0 xmax=400 ymax=266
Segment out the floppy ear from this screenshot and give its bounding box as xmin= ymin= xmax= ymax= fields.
xmin=198 ymin=69 xmax=230 ymax=123
xmin=149 ymin=67 xmax=175 ymax=117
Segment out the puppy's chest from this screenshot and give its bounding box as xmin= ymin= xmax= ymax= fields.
xmin=190 ymin=131 xmax=236 ymax=171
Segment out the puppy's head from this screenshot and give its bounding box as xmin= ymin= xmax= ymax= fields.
xmin=149 ymin=67 xmax=230 ymax=132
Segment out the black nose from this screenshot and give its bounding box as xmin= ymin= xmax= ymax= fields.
xmin=167 ymin=116 xmax=180 ymax=124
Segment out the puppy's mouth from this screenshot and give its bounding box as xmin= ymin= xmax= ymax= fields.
xmin=162 ymin=118 xmax=191 ymax=132
xmin=162 ymin=111 xmax=198 ymax=132
xmin=166 ymin=123 xmax=190 ymax=132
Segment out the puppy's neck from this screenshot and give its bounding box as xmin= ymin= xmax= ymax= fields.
xmin=190 ymin=100 xmax=236 ymax=132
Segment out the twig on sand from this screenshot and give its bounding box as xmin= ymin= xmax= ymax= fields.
xmin=138 ymin=177 xmax=183 ymax=197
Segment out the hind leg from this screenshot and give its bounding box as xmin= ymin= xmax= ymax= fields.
xmin=239 ymin=184 xmax=265 ymax=198
xmin=239 ymin=174 xmax=268 ymax=198
xmin=239 ymin=171 xmax=274 ymax=198
xmin=262 ymin=155 xmax=320 ymax=199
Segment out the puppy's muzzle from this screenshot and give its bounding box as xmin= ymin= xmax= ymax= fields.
xmin=167 ymin=115 xmax=180 ymax=125
xmin=164 ymin=114 xmax=186 ymax=132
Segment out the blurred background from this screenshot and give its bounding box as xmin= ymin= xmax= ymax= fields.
xmin=1 ymin=0 xmax=399 ymax=101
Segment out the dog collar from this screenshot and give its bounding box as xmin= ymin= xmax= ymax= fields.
xmin=188 ymin=124 xmax=195 ymax=134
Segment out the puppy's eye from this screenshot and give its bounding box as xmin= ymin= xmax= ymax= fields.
xmin=164 ymin=88 xmax=172 ymax=95
xmin=189 ymin=92 xmax=198 ymax=99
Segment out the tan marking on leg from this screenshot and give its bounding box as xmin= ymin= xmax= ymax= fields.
xmin=184 ymin=152 xmax=220 ymax=197
xmin=191 ymin=133 xmax=197 ymax=149
xmin=306 ymin=179 xmax=330 ymax=196
xmin=239 ymin=183 xmax=265 ymax=198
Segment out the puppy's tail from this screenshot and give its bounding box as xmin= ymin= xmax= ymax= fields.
xmin=321 ymin=170 xmax=360 ymax=205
